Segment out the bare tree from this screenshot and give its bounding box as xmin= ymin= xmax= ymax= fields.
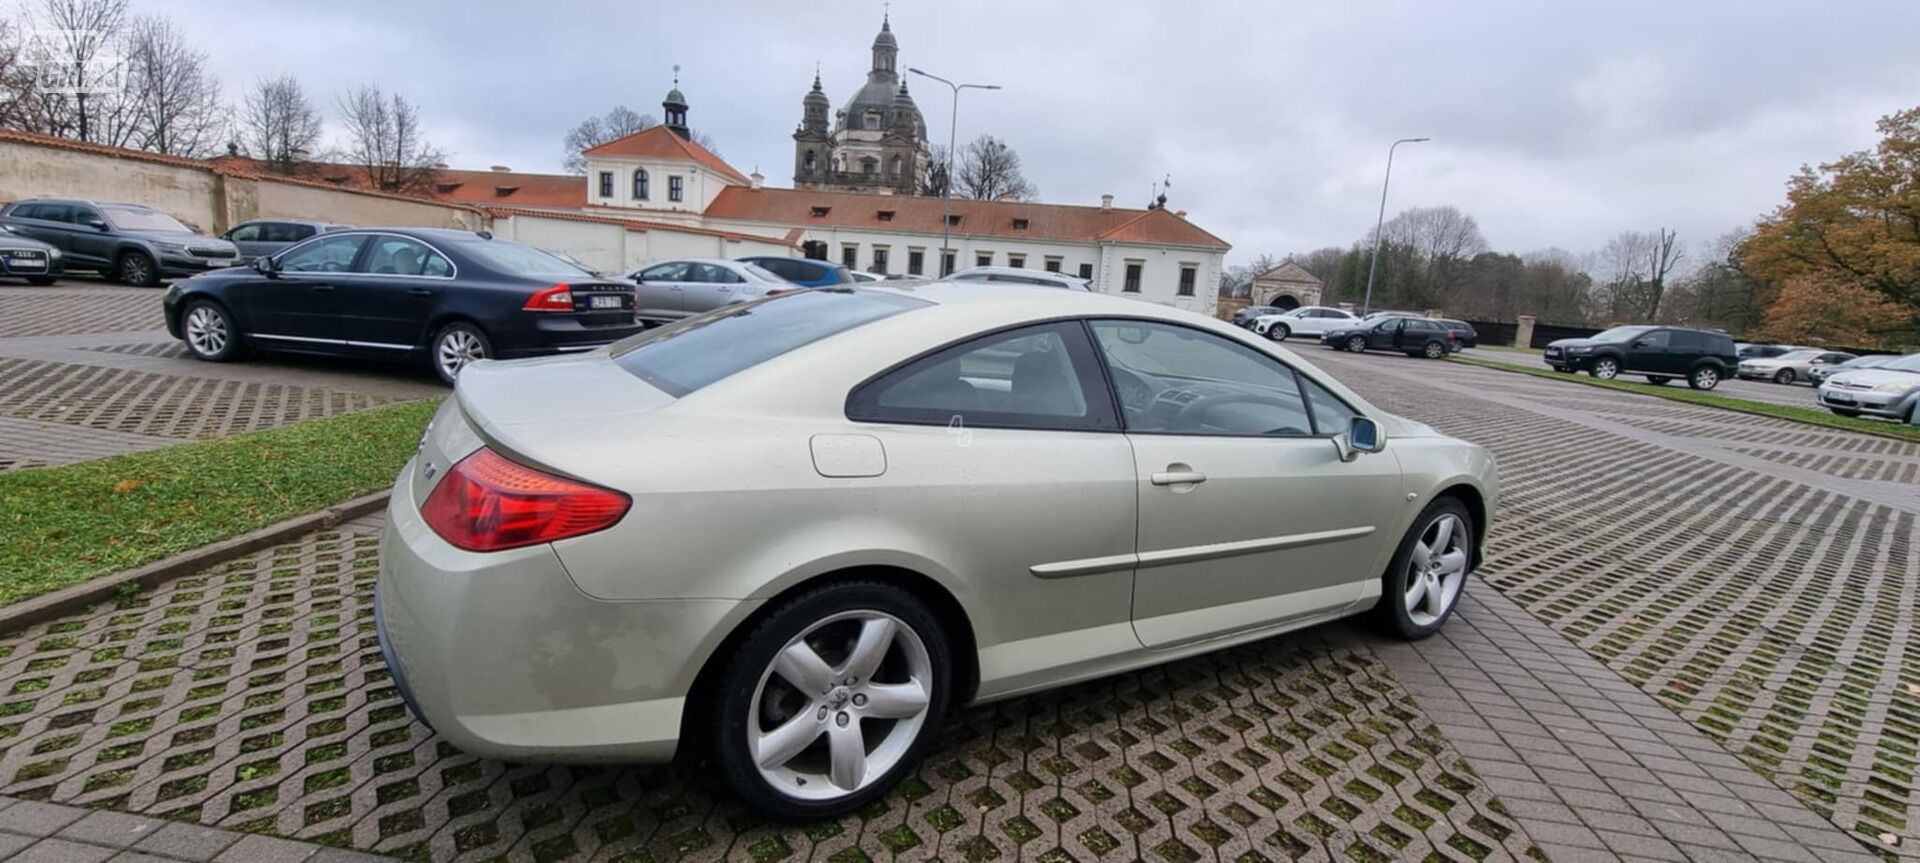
xmin=918 ymin=143 xmax=950 ymax=197
xmin=955 ymin=134 xmax=1036 ymax=201
xmin=336 ymin=84 xmax=445 ymax=194
xmin=561 ymin=105 xmax=654 ymax=173
xmin=120 ymin=16 xmax=222 ymax=157
xmin=241 ymin=73 xmax=322 ymax=174
xmin=0 ymin=18 xmax=49 ymax=131
xmin=23 ymin=0 xmax=133 ymax=144
xmin=1594 ymin=228 xmax=1683 ymax=321
xmin=1219 ymin=252 xmax=1282 ymax=297
xmin=1366 ymin=205 xmax=1489 ymax=310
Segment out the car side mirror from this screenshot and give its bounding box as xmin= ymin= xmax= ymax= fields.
xmin=1334 ymin=416 xmax=1384 ymax=462
xmin=253 ymin=256 xmax=279 ymax=278
xmin=88 ymin=219 xmax=109 ymax=231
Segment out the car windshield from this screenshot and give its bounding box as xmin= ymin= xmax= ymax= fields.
xmin=1590 ymin=326 xmax=1653 ymax=342
xmin=1880 ymin=354 xmax=1920 ymax=374
xmin=611 ymin=289 xmax=927 ymax=395
xmin=447 ymin=237 xmax=592 ymax=277
xmin=101 ymin=206 xmax=190 ymax=233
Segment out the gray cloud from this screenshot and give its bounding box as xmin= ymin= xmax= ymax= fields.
xmin=155 ymin=0 xmax=1920 ymax=264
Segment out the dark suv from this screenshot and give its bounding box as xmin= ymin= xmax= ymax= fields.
xmin=1543 ymin=325 xmax=1737 ymax=390
xmin=0 ymin=198 xmax=238 ymax=286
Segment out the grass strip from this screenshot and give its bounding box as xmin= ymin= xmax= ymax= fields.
xmin=1448 ymin=355 xmax=1920 ymax=443
xmin=0 ymin=398 xmax=440 ymax=606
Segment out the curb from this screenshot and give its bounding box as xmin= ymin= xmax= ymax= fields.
xmin=0 ymin=490 xmax=392 ymax=635
xmin=1450 ymin=355 xmax=1920 ymax=445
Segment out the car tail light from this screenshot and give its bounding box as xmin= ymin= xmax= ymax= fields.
xmin=522 ymin=283 xmax=574 ymax=312
xmin=765 ymin=287 xmax=791 ymax=297
xmin=420 ymin=448 xmax=629 ymax=551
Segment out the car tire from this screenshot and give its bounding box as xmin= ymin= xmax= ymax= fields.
xmin=1772 ymin=369 xmax=1796 ymax=385
xmin=117 ymin=250 xmax=161 ymax=287
xmin=711 ymin=580 xmax=951 ymax=819
xmin=26 ymin=276 xmax=57 ymax=286
xmin=1645 ymin=376 xmax=1669 ymax=385
xmin=430 ymin=321 xmax=491 ymax=385
xmin=1266 ymin=324 xmax=1290 ymax=341
xmin=1590 ymin=357 xmax=1619 ymax=380
xmin=1829 ymin=408 xmax=1860 ymax=418
xmin=181 ymin=300 xmax=242 ymax=362
xmin=1371 ymin=497 xmax=1475 ymax=641
xmin=1422 ymin=340 xmax=1446 ymax=359
xmin=1345 ymin=335 xmax=1367 ymax=353
xmin=1688 ymin=366 xmax=1721 ymax=390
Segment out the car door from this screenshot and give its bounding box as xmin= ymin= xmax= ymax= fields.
xmin=245 ymin=232 xmax=369 ymax=346
xmin=221 ymin=222 xmax=264 ymax=261
xmin=632 ymin=261 xmax=689 ymax=320
xmin=845 ymin=321 xmax=1140 ymax=683
xmin=23 ymin=204 xmax=88 ymax=264
xmin=1624 ymin=329 xmax=1673 ymax=374
xmin=1087 ymin=319 xmax=1404 ymax=648
xmin=682 ymin=262 xmax=745 ymax=313
xmin=336 ymin=233 xmax=453 ymax=351
xmin=1368 ymin=319 xmax=1403 ymax=351
xmin=65 ymin=203 xmax=119 ymax=267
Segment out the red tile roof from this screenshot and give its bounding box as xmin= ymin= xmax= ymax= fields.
xmin=702 ymin=187 xmax=1229 ymax=250
xmin=482 ymin=206 xmax=797 ymax=248
xmin=205 ymin=155 xmax=589 ymax=209
xmin=581 ymin=126 xmax=751 ymax=185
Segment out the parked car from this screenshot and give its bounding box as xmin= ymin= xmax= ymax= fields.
xmin=627 ymin=258 xmax=792 ymax=324
xmin=1817 ymin=353 xmax=1920 ymax=422
xmin=1251 ymin=305 xmax=1358 ymax=341
xmin=377 ymin=283 xmax=1499 ymax=818
xmin=1321 ymin=316 xmax=1456 ymax=359
xmin=738 ymin=255 xmax=855 ymax=287
xmin=0 ymin=198 xmax=238 ymax=286
xmin=162 ymin=228 xmax=643 ymax=384
xmin=1735 ymin=349 xmax=1856 ymax=385
xmin=220 ymin=219 xmax=350 ymax=264
xmin=1808 ymin=353 xmax=1895 ymax=386
xmin=1360 ymin=310 xmax=1422 ymax=322
xmin=1543 ymin=325 xmax=1738 ymax=390
xmin=946 ymin=265 xmax=1093 ymax=291
xmin=1231 ymin=304 xmax=1282 ymax=328
xmin=1735 ymin=342 xmax=1797 ymax=360
xmin=1433 ymin=318 xmax=1478 ymax=349
xmin=0 ymin=223 xmax=62 ymax=285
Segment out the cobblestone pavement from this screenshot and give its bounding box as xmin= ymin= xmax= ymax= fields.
xmin=0 ymin=794 xmax=394 ymax=861
xmin=1312 ymin=348 xmax=1919 ymax=858
xmin=0 ymin=284 xmax=441 ymax=470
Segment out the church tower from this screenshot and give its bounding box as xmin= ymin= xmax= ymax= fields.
xmin=793 ymin=71 xmax=832 ymax=189
xmin=662 ymin=74 xmax=690 ymax=139
xmin=793 ymin=14 xmax=930 ymax=195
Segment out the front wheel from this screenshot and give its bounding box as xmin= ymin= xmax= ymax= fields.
xmin=712 ymin=581 xmax=951 ymax=819
xmin=1645 ymin=376 xmax=1670 ymax=386
xmin=117 ymin=251 xmax=160 ymax=287
xmin=1590 ymin=357 xmax=1619 ymax=380
xmin=1772 ymin=369 xmax=1796 ymax=385
xmin=182 ymin=301 xmax=242 ymax=362
xmin=1266 ymin=323 xmax=1289 ymax=341
xmin=1345 ymin=335 xmax=1367 ymax=353
xmin=1688 ymin=366 xmax=1721 ymax=390
xmin=1422 ymin=340 xmax=1446 ymax=359
xmin=1372 ymin=498 xmax=1475 ymax=640
xmin=430 ymin=322 xmax=491 ymax=385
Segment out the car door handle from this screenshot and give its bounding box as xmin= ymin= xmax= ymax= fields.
xmin=407 ymin=288 xmax=432 ymax=296
xmin=1151 ymin=470 xmax=1207 ymax=486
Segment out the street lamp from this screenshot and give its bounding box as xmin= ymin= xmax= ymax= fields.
xmin=1360 ymin=137 xmax=1430 ymax=317
xmin=908 ymin=67 xmax=999 ymax=274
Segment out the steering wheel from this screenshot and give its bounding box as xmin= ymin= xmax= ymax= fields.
xmin=1172 ymin=391 xmax=1306 ymax=431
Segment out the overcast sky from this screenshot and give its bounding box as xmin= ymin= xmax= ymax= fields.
xmin=122 ymin=1 xmax=1920 ymax=263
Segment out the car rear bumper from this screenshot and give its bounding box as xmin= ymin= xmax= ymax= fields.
xmin=376 ymin=462 xmax=749 ymax=762
xmin=490 ymin=315 xmax=647 ymax=359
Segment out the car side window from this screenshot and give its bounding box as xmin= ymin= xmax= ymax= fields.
xmin=36 ymin=204 xmax=73 ymax=224
xmin=1636 ymin=330 xmax=1672 ymax=348
xmin=278 ymin=234 xmax=369 ymax=273
xmin=848 ymin=322 xmax=1118 ymax=432
xmin=226 ymin=223 xmax=261 ymax=242
xmin=71 ymin=206 xmax=103 ymax=227
xmin=1669 ymin=330 xmax=1704 ymax=350
xmin=639 ymin=262 xmax=688 ymax=282
xmin=1089 ymin=320 xmax=1318 ymax=437
xmin=1300 ymin=376 xmax=1358 ymax=436
xmin=696 ymin=263 xmax=743 ymax=284
xmin=11 ymin=204 xmax=43 ymax=220
xmin=360 ymin=236 xmax=451 ymax=277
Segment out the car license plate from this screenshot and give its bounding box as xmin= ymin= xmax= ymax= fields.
xmin=1825 ymin=393 xmax=1854 ymax=405
xmin=589 ymin=295 xmax=623 ymax=309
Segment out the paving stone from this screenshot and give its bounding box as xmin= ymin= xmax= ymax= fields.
xmin=209 ymin=834 xmax=318 ymax=863
xmin=0 ymin=800 xmax=85 ymax=835
xmin=55 ymin=810 xmax=166 ymax=848
xmin=128 ymin=822 xmax=242 ymax=861
xmin=0 ymin=832 xmax=35 ymax=857
xmin=8 ymin=838 xmax=117 ymax=863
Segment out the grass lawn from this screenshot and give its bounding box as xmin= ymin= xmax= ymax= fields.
xmin=0 ymin=398 xmax=440 ymax=606
xmin=1449 ymin=355 xmax=1920 ymax=443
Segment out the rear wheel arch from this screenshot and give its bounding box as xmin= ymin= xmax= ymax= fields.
xmin=420 ymin=311 xmax=485 ymax=350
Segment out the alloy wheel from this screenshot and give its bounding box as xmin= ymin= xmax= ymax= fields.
xmin=748 ymin=610 xmax=932 ymax=801
xmin=120 ymin=254 xmax=153 ymax=286
xmin=1267 ymin=324 xmax=1289 ymax=341
xmin=435 ymin=329 xmax=485 ymax=381
xmin=1424 ymin=341 xmax=1444 ymax=359
xmin=184 ymin=306 xmax=227 ymax=357
xmin=1592 ymin=358 xmax=1618 ymax=379
xmin=1773 ymin=369 xmax=1795 ymax=384
xmin=1346 ymin=335 xmax=1366 ymax=352
xmin=1692 ymin=367 xmax=1719 ymax=389
xmin=1404 ymin=513 xmax=1469 ymax=628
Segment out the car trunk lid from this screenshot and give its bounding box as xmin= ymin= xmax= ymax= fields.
xmin=449 ymin=352 xmax=675 ymax=478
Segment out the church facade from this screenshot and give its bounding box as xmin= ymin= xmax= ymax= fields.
xmin=791 ymin=17 xmax=929 ymax=196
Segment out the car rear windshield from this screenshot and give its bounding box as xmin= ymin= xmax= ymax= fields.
xmin=445 ymin=237 xmax=593 ymax=278
xmin=102 ymin=206 xmax=190 ymax=233
xmin=611 ymin=289 xmax=927 ymax=396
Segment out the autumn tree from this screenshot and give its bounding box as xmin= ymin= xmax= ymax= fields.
xmin=241 ymin=74 xmax=322 ymax=174
xmin=337 ymin=85 xmax=445 ymax=194
xmin=1753 ymin=275 xmax=1910 ymax=348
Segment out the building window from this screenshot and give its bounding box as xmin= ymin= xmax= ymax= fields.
xmin=1123 ymin=261 xmax=1143 ymax=293
xmin=668 ymin=176 xmax=684 ymax=202
xmin=946 ymin=214 xmax=962 ymax=226
xmin=1044 ymin=257 xmax=1062 ymax=273
xmin=632 ymin=169 xmax=649 ymax=200
xmin=1012 ymin=218 xmax=1029 ymax=230
xmin=976 ymin=252 xmax=992 ymax=267
xmin=890 ymin=155 xmax=903 ymax=177
xmin=810 ymin=206 xmax=831 ymax=217
xmin=908 ymin=248 xmax=925 ymax=275
xmin=1078 ymin=263 xmax=1094 ymax=281
xmin=804 ymin=150 xmax=817 ymax=172
xmin=1007 ymin=254 xmax=1025 ymax=269
xmin=1178 ymin=264 xmax=1197 ymax=296
xmin=861 ymin=157 xmax=877 ymax=176
xmin=872 ymin=246 xmax=890 ymax=274
xmin=941 ymin=250 xmax=956 ymax=276
xmin=842 ymin=244 xmax=859 ymax=270
xmin=877 ymin=210 xmax=895 ymax=221
xmin=597 ymin=171 xmax=612 ymax=198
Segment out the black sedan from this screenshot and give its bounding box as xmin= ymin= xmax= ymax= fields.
xmin=163 ymin=228 xmax=642 ymax=384
xmin=1320 ymin=316 xmax=1456 ymax=358
xmin=0 ymin=224 xmax=62 ymax=285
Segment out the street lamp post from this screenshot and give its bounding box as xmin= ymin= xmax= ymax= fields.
xmin=1360 ymin=137 xmax=1430 ymax=317
xmin=908 ymin=67 xmax=999 ymax=274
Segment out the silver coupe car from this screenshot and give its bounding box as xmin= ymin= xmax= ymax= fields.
xmin=377 ymin=283 xmax=1499 ymax=818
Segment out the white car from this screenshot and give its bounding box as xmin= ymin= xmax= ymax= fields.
xmin=1735 ymin=348 xmax=1855 ymax=385
xmin=1817 ymin=353 xmax=1920 ymax=422
xmin=946 ymin=265 xmax=1093 ymax=291
xmin=1252 ymin=306 xmax=1360 ymax=341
